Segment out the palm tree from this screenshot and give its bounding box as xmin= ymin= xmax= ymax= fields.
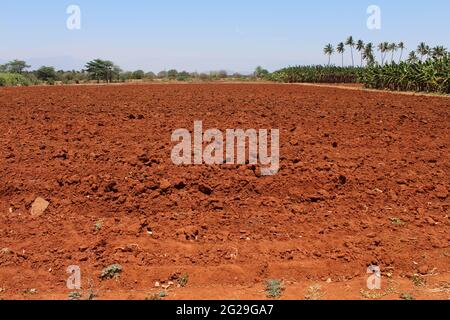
xmin=407 ymin=51 xmax=419 ymax=63
xmin=431 ymin=46 xmax=447 ymax=59
xmin=364 ymin=43 xmax=375 ymax=65
xmin=337 ymin=42 xmax=345 ymax=67
xmin=388 ymin=43 xmax=398 ymax=62
xmin=345 ymin=36 xmax=355 ymax=67
xmin=417 ymin=42 xmax=430 ymax=62
xmin=378 ymin=42 xmax=388 ymax=65
xmin=324 ymin=44 xmax=335 ymax=65
xmin=397 ymin=42 xmax=405 ymax=62
xmin=356 ymin=40 xmax=365 ymax=67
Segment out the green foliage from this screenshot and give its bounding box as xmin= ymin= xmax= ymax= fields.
xmin=176 ymin=71 xmax=191 ymax=81
xmin=100 ymin=264 xmax=123 ymax=280
xmin=146 ymin=291 xmax=167 ymax=300
xmin=132 ymin=70 xmax=145 ymax=79
xmin=269 ymin=65 xmax=360 ymax=83
xmin=361 ymin=57 xmax=450 ymax=94
xmin=36 ymin=66 xmax=57 ymax=83
xmin=0 ymin=73 xmax=31 ymax=86
xmin=85 ymin=59 xmax=120 ymax=83
xmin=265 ymin=279 xmax=283 ymax=299
xmin=167 ymin=69 xmax=178 ymax=80
xmin=178 ymin=274 xmax=189 ymax=287
xmin=0 ymin=60 xmax=30 ymax=74
xmin=254 ymin=66 xmax=269 ymax=79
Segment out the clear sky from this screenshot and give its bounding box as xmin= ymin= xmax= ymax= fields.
xmin=1 ymin=0 xmax=449 ymax=73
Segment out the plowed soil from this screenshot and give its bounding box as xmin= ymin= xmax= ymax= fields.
xmin=0 ymin=83 xmax=449 ymax=300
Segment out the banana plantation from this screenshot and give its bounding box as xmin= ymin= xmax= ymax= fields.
xmin=270 ymin=37 xmax=449 ymax=94
xmin=361 ymin=57 xmax=450 ymax=94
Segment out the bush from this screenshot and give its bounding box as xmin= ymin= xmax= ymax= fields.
xmin=269 ymin=65 xmax=360 ymax=83
xmin=0 ymin=73 xmax=32 ymax=87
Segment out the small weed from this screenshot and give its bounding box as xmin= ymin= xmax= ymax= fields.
xmin=360 ymin=281 xmax=396 ymax=300
xmin=94 ymin=220 xmax=103 ymax=232
xmin=412 ymin=274 xmax=426 ymax=287
xmin=389 ymin=217 xmax=405 ymax=226
xmin=23 ymin=288 xmax=38 ymax=295
xmin=146 ymin=291 xmax=167 ymax=300
xmin=85 ymin=288 xmax=97 ymax=300
xmin=265 ymin=279 xmax=283 ymax=299
xmin=305 ymin=284 xmax=324 ymax=300
xmin=178 ymin=274 xmax=189 ymax=288
xmin=68 ymin=291 xmax=82 ymax=301
xmin=100 ymin=264 xmax=123 ymax=280
xmin=400 ymin=293 xmax=416 ymax=300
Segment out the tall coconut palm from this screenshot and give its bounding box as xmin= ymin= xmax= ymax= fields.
xmin=388 ymin=43 xmax=397 ymax=63
xmin=397 ymin=42 xmax=405 ymax=62
xmin=345 ymin=36 xmax=355 ymax=67
xmin=356 ymin=40 xmax=365 ymax=67
xmin=417 ymin=42 xmax=430 ymax=62
xmin=378 ymin=42 xmax=388 ymax=65
xmin=364 ymin=43 xmax=375 ymax=65
xmin=337 ymin=42 xmax=345 ymax=67
xmin=323 ymin=44 xmax=335 ymax=65
xmin=431 ymin=46 xmax=447 ymax=59
xmin=407 ymin=51 xmax=419 ymax=63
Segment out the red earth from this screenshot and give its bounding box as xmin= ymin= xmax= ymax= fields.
xmin=0 ymin=83 xmax=449 ymax=300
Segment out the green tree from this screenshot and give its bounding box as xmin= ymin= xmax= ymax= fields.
xmin=3 ymin=59 xmax=30 ymax=73
xmin=85 ymin=59 xmax=119 ymax=83
xmin=254 ymin=66 xmax=269 ymax=78
xmin=132 ymin=70 xmax=145 ymax=79
xmin=157 ymin=71 xmax=168 ymax=78
xmin=388 ymin=43 xmax=398 ymax=62
xmin=167 ymin=69 xmax=178 ymax=80
xmin=145 ymin=72 xmax=156 ymax=80
xmin=378 ymin=42 xmax=389 ymax=65
xmin=36 ymin=66 xmax=57 ymax=83
xmin=356 ymin=40 xmax=365 ymax=67
xmin=417 ymin=42 xmax=430 ymax=62
xmin=364 ymin=43 xmax=375 ymax=65
xmin=397 ymin=42 xmax=405 ymax=62
xmin=407 ymin=51 xmax=419 ymax=63
xmin=345 ymin=36 xmax=355 ymax=67
xmin=323 ymin=44 xmax=334 ymax=66
xmin=337 ymin=42 xmax=345 ymax=67
xmin=176 ymin=71 xmax=191 ymax=81
xmin=431 ymin=46 xmax=447 ymax=59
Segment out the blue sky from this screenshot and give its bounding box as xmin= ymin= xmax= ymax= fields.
xmin=1 ymin=0 xmax=449 ymax=73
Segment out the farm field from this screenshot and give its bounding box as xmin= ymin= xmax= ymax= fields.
xmin=0 ymin=83 xmax=449 ymax=300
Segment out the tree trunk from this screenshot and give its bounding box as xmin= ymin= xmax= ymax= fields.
xmin=351 ymin=47 xmax=354 ymax=67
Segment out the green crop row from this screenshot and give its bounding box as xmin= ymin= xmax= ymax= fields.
xmin=360 ymin=57 xmax=450 ymax=94
xmin=268 ymin=66 xmax=361 ymax=84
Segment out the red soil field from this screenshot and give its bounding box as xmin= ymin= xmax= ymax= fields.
xmin=0 ymin=83 xmax=449 ymax=300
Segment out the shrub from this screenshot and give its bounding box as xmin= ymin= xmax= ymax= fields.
xmin=100 ymin=264 xmax=123 ymax=280
xmin=265 ymin=279 xmax=283 ymax=299
xmin=0 ymin=73 xmax=32 ymax=87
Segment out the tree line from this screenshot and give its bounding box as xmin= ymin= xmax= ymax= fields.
xmin=324 ymin=36 xmax=448 ymax=67
xmin=0 ymin=58 xmax=270 ymax=85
